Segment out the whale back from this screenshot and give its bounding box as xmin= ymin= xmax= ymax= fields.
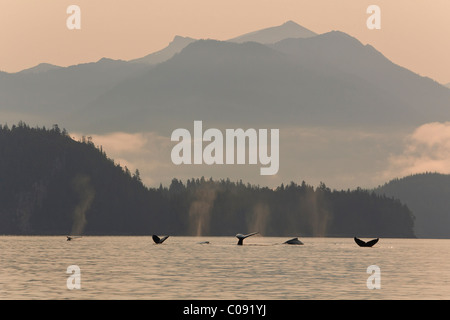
xmin=284 ymin=237 xmax=304 ymax=245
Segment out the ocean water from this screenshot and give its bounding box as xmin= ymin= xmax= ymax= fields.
xmin=0 ymin=236 xmax=449 ymax=300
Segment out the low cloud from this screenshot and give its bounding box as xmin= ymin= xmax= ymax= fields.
xmin=72 ymin=131 xmax=174 ymax=186
xmin=88 ymin=132 xmax=148 ymax=154
xmin=384 ymin=122 xmax=450 ymax=179
xmin=71 ymin=125 xmax=424 ymax=191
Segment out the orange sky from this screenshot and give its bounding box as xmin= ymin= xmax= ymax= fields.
xmin=0 ymin=0 xmax=449 ymax=84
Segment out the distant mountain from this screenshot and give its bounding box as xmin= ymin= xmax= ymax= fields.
xmin=129 ymin=35 xmax=197 ymax=65
xmin=374 ymin=173 xmax=450 ymax=238
xmin=128 ymin=21 xmax=317 ymax=66
xmin=3 ymin=23 xmax=448 ymax=133
xmin=5 ymin=22 xmax=447 ymax=135
xmin=270 ymin=31 xmax=450 ymax=121
xmin=446 ymin=82 xmax=450 ymax=88
xmin=67 ymin=32 xmax=450 ymax=134
xmin=18 ymin=63 xmax=62 ymax=74
xmin=0 ymin=57 xmax=152 ymax=126
xmin=228 ymin=20 xmax=317 ymax=44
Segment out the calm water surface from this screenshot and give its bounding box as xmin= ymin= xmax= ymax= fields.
xmin=0 ymin=236 xmax=449 ymax=299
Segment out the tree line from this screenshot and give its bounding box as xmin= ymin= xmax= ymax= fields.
xmin=0 ymin=122 xmax=415 ymax=237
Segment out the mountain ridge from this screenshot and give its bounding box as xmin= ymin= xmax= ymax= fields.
xmin=17 ymin=63 xmax=62 ymax=74
xmin=13 ymin=21 xmax=318 ymax=72
xmin=374 ymin=172 xmax=450 ymax=238
xmin=129 ymin=35 xmax=197 ymax=65
xmin=64 ymin=31 xmax=450 ymax=134
xmin=228 ymin=20 xmax=317 ymax=44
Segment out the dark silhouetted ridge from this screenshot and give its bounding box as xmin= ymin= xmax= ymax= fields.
xmin=0 ymin=125 xmax=416 ymax=237
xmin=374 ymin=173 xmax=450 ymax=238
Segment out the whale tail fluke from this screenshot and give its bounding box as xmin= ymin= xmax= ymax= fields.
xmin=235 ymin=232 xmax=259 ymax=245
xmin=354 ymin=237 xmax=379 ymax=247
xmin=153 ymin=235 xmax=170 ymax=244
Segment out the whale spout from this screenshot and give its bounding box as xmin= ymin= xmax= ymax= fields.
xmin=284 ymin=237 xmax=303 ymax=245
xmin=354 ymin=237 xmax=379 ymax=247
xmin=152 ymin=235 xmax=170 ymax=244
xmin=235 ymin=232 xmax=258 ymax=245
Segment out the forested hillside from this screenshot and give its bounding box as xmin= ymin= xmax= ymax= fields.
xmin=0 ymin=122 xmax=154 ymax=235
xmin=0 ymin=123 xmax=415 ymax=237
xmin=375 ymin=173 xmax=450 ymax=238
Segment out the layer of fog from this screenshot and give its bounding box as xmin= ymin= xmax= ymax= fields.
xmin=69 ymin=123 xmax=447 ymax=191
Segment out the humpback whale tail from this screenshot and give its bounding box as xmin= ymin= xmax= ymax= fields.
xmin=284 ymin=237 xmax=304 ymax=245
xmin=354 ymin=237 xmax=379 ymax=247
xmin=235 ymin=232 xmax=259 ymax=245
xmin=152 ymin=235 xmax=170 ymax=244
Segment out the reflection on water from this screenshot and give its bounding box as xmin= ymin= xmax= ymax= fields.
xmin=0 ymin=236 xmax=449 ymax=299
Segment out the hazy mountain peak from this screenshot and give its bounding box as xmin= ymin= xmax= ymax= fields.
xmin=129 ymin=21 xmax=317 ymax=66
xmin=17 ymin=62 xmax=61 ymax=74
xmin=318 ymin=30 xmax=363 ymax=44
xmin=446 ymin=82 xmax=450 ymax=88
xmin=272 ymin=30 xmax=369 ymax=60
xmin=96 ymin=57 xmax=125 ymax=64
xmin=228 ymin=20 xmax=317 ymax=44
xmin=170 ymin=38 xmax=279 ymax=64
xmin=129 ymin=35 xmax=197 ymax=65
xmin=172 ymin=35 xmax=196 ymax=43
xmin=272 ymin=30 xmax=375 ymax=63
xmin=282 ymin=20 xmax=300 ymax=26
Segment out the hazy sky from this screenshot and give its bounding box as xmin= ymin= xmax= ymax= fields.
xmin=0 ymin=0 xmax=449 ymax=84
